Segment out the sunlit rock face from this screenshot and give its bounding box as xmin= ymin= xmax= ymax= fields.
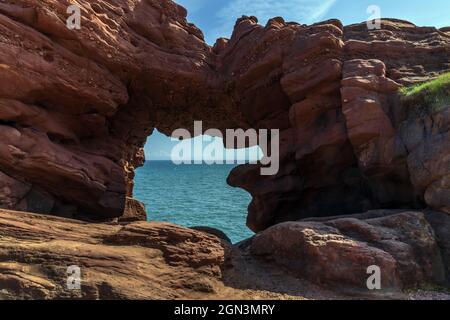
xmin=0 ymin=0 xmax=233 ymax=219
xmin=227 ymin=19 xmax=450 ymax=231
xmin=0 ymin=209 xmax=229 ymax=299
xmin=248 ymin=210 xmax=449 ymax=290
xmin=0 ymin=1 xmax=449 ymax=230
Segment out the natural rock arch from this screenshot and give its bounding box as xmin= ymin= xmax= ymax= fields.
xmin=1 ymin=0 xmax=449 ymax=233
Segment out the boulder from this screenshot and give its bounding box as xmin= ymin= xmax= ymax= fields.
xmin=0 ymin=209 xmax=226 ymax=299
xmin=399 ymin=107 xmax=450 ymax=214
xmin=249 ymin=210 xmax=447 ymax=291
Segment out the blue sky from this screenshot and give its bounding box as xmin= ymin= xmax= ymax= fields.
xmin=175 ymin=0 xmax=450 ymax=44
xmin=145 ymin=0 xmax=449 ymax=160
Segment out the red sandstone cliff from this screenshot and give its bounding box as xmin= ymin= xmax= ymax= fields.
xmin=1 ymin=0 xmax=450 ymax=299
xmin=1 ymin=1 xmax=449 ymax=230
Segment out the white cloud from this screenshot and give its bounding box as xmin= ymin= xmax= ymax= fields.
xmin=210 ymin=0 xmax=337 ymax=42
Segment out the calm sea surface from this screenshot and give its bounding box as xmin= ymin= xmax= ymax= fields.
xmin=134 ymin=161 xmax=254 ymax=243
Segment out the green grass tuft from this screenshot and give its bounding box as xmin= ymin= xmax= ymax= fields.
xmin=400 ymin=72 xmax=450 ymax=114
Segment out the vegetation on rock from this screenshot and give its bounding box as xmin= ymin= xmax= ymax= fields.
xmin=401 ymin=72 xmax=450 ymax=113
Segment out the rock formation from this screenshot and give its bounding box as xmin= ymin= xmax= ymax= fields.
xmin=227 ymin=18 xmax=450 ymax=231
xmin=0 ymin=209 xmax=226 ymax=299
xmin=0 ymin=0 xmax=450 ymax=299
xmin=2 ymin=208 xmax=450 ymax=299
xmin=248 ymin=210 xmax=450 ymax=290
xmin=0 ymin=0 xmax=449 ymax=228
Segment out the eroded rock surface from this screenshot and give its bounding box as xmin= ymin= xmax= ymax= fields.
xmin=0 ymin=208 xmax=226 ymax=299
xmin=228 ymin=18 xmax=450 ymax=231
xmin=248 ymin=210 xmax=449 ymax=291
xmin=1 ymin=209 xmax=449 ymax=299
xmin=0 ymin=1 xmax=449 ymax=230
xmin=0 ymin=209 xmax=358 ymax=300
xmin=0 ymin=0 xmax=242 ymax=219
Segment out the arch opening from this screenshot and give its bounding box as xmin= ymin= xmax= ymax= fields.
xmin=134 ymin=129 xmax=263 ymax=243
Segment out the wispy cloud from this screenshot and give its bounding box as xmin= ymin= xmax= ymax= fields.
xmin=309 ymin=0 xmax=338 ymax=21
xmin=209 ymin=0 xmax=337 ymax=42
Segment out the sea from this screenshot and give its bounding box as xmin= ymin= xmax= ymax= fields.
xmin=134 ymin=161 xmax=254 ymax=243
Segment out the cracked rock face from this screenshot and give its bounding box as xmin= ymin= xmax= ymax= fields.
xmin=0 ymin=1 xmax=449 ymax=234
xmin=227 ymin=18 xmax=450 ymax=232
xmin=1 ymin=208 xmax=449 ymax=299
xmin=0 ymin=209 xmax=227 ymax=299
xmin=248 ymin=210 xmax=449 ymax=290
xmin=0 ymin=1 xmax=450 ymax=299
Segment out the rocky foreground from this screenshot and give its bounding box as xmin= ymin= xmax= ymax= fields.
xmin=0 ymin=0 xmax=450 ymax=299
xmin=1 ymin=208 xmax=450 ymax=299
xmin=0 ymin=208 xmax=339 ymax=300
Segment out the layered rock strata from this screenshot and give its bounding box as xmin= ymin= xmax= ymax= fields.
xmin=248 ymin=210 xmax=450 ymax=290
xmin=1 ymin=209 xmax=450 ymax=299
xmin=0 ymin=1 xmax=449 ymax=231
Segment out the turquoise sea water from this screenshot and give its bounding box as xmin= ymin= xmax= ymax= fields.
xmin=134 ymin=161 xmax=254 ymax=243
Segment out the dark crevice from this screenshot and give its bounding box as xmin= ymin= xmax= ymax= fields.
xmin=0 ymin=120 xmax=18 ymax=127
